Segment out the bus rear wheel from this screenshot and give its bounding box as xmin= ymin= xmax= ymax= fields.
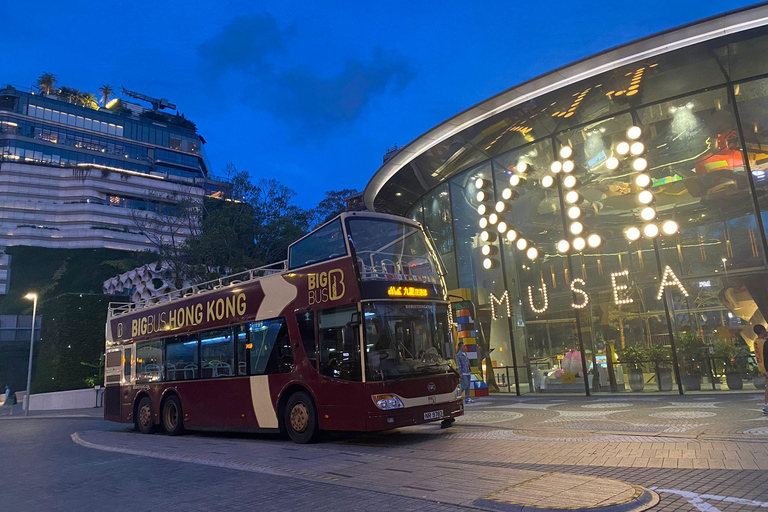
xmin=285 ymin=391 xmax=318 ymax=444
xmin=135 ymin=396 xmax=154 ymax=434
xmin=162 ymin=395 xmax=184 ymax=436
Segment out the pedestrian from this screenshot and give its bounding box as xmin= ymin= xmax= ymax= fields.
xmin=3 ymin=384 xmax=13 ymax=416
xmin=753 ymin=325 xmax=768 ymax=415
xmin=457 ymin=341 xmax=474 ymax=404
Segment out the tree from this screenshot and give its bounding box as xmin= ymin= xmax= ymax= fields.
xmin=80 ymin=92 xmax=99 ymax=109
xmin=99 ymin=84 xmax=113 ymax=106
xmin=58 ymin=86 xmax=79 ymax=104
xmin=251 ymin=179 xmax=311 ymax=265
xmin=36 ymin=73 xmax=56 ymax=95
xmin=311 ymin=188 xmax=358 ymax=228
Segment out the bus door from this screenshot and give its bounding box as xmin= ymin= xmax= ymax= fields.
xmin=316 ymin=305 xmax=366 ymax=430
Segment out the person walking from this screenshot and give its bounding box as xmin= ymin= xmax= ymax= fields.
xmin=3 ymin=385 xmax=13 ymax=416
xmin=754 ymin=325 xmax=768 ymax=415
xmin=457 ymin=341 xmax=474 ymax=404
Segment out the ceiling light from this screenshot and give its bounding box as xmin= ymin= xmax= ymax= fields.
xmin=479 ymin=217 xmax=488 ymax=229
xmin=562 ymin=160 xmax=575 ymax=173
xmin=477 ymin=204 xmax=487 ymax=215
xmin=630 ymin=142 xmax=644 ymax=155
xmin=502 ymin=187 xmax=517 ymax=200
xmin=526 ymin=247 xmax=539 ymax=260
xmin=643 ymin=223 xmax=659 ymax=238
xmin=488 ymin=213 xmax=498 ymax=224
xmin=481 ymin=245 xmax=494 ymax=256
xmin=617 ymin=142 xmax=630 ymax=155
xmin=495 ymin=201 xmax=506 ymax=213
xmin=567 ymin=206 xmax=581 ymax=219
xmin=632 ymin=158 xmax=647 ymax=171
xmin=572 ymin=237 xmax=586 ymax=251
xmin=662 ymin=220 xmax=679 ymax=235
xmin=638 ymin=190 xmax=653 ymax=204
xmin=541 ymin=175 xmax=554 ymax=188
xmin=587 ymin=234 xmax=602 ymax=248
xmin=560 ymin=146 xmax=573 ymax=159
xmin=516 ymin=238 xmax=528 ymax=251
xmin=557 ymin=239 xmax=570 ymax=253
xmin=627 ymin=126 xmax=642 ymax=140
xmin=509 ymin=175 xmax=523 ymax=187
xmin=640 ymin=206 xmax=656 ymax=221
xmin=476 ymin=191 xmax=487 ymax=202
xmin=625 ymin=226 xmax=641 ymax=241
xmin=563 ymin=175 xmax=578 ymax=189
xmin=517 ymin=161 xmax=528 ymax=173
xmin=550 ymin=161 xmax=562 ymax=173
xmin=570 ymin=221 xmax=584 ymax=235
xmin=475 ymin=178 xmax=488 ymax=189
xmin=606 ymin=157 xmax=620 ymax=170
xmin=635 ymin=173 xmax=651 ymax=188
xmin=497 ymin=221 xmax=508 ymax=233
xmin=483 ymin=258 xmax=497 ymax=269
xmin=506 ymin=230 xmax=518 ymax=242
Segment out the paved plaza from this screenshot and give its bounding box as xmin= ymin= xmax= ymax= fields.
xmin=3 ymin=393 xmax=768 ymax=511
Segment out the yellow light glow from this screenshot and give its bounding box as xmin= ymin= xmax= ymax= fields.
xmin=635 ymin=173 xmax=651 ymax=188
xmin=570 ymin=221 xmax=584 ymax=235
xmin=388 ymin=286 xmax=429 ymax=298
xmin=625 ymin=226 xmax=641 ymax=241
xmin=633 ymin=158 xmax=648 ymax=171
xmin=557 ymin=239 xmax=570 ymax=253
xmin=562 ymin=160 xmax=575 ymax=173
xmin=479 ymin=217 xmax=488 ymax=229
xmin=662 ymin=220 xmax=679 ymax=235
xmin=638 ymin=190 xmax=654 ymax=204
xmin=477 ymin=204 xmax=487 ymax=215
xmin=640 ymin=207 xmax=656 ymax=221
xmin=630 ymin=142 xmax=644 ymax=155
xmin=527 ymin=283 xmax=549 ymax=313
xmin=517 ymin=161 xmax=528 ymax=173
xmin=570 ymin=278 xmax=589 ymax=309
xmin=565 ymin=191 xmax=581 ymax=204
xmin=475 ymin=178 xmax=488 ymax=189
xmin=497 ymin=221 xmax=508 ymax=233
xmin=617 ymin=142 xmax=630 ymax=155
xmin=483 ymin=258 xmax=497 ymax=270
xmin=516 ymin=238 xmax=528 ymax=251
xmin=502 ymin=187 xmax=514 ymax=200
xmin=105 ymin=98 xmax=119 ymax=109
xmin=506 ymin=229 xmax=518 ymax=242
xmin=495 ymin=201 xmax=506 ymax=213
xmin=572 ymin=237 xmax=586 ymax=251
xmin=509 ymin=175 xmax=523 ymax=187
xmin=560 ymin=146 xmax=573 ymax=159
xmin=541 ymin=175 xmax=554 ymax=188
xmin=656 ymin=265 xmax=689 ymax=300
xmin=606 ymin=157 xmax=620 ymax=170
xmin=550 ymin=161 xmax=562 ymax=173
xmin=627 ymin=126 xmax=642 ymax=140
xmin=563 ymin=175 xmax=578 ymax=189
xmin=587 ymin=233 xmax=602 ymax=248
xmin=567 ymin=206 xmax=581 ymax=219
xmin=489 ymin=213 xmax=498 ymax=225
xmin=611 ymin=270 xmax=634 ymax=305
xmin=476 ymin=191 xmax=487 ymax=202
xmin=526 ymin=247 xmax=539 ymax=260
xmin=643 ymin=223 xmax=659 ymax=238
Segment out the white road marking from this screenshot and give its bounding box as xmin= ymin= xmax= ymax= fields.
xmin=651 ymin=487 xmax=768 ymax=512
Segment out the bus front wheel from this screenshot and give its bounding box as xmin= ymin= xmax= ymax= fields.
xmin=162 ymin=395 xmax=184 ymax=436
xmin=284 ymin=391 xmax=318 ymax=444
xmin=135 ymin=396 xmax=154 ymax=434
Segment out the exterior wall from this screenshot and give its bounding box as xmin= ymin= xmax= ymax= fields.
xmin=370 ymin=8 xmax=768 ymax=394
xmin=23 ymin=388 xmax=103 ymax=410
xmin=0 ymin=162 xmax=203 ymax=251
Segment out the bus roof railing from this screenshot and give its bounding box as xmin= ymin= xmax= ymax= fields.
xmin=108 ymin=260 xmax=288 ymax=318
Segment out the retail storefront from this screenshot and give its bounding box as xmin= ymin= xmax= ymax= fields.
xmin=364 ymin=4 xmax=768 ymax=395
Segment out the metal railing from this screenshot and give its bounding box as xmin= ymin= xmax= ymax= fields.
xmin=108 ymin=260 xmax=287 ymax=317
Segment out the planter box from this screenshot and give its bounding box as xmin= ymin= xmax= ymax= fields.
xmin=656 ymin=368 xmax=673 ymax=391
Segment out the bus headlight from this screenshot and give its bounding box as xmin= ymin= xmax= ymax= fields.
xmin=372 ymin=394 xmax=404 ymax=410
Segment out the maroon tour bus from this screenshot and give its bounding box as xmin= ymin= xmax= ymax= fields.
xmin=104 ymin=211 xmax=463 ymax=443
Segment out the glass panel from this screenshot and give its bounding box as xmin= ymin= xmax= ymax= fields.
xmin=318 ymin=306 xmax=361 ymax=381
xmin=165 ymin=335 xmax=198 ymax=380
xmin=236 ymin=326 xmax=248 ymax=375
xmin=296 ymin=311 xmax=317 ymax=370
xmin=364 ymin=302 xmax=451 ymax=381
xmin=246 ymin=318 xmax=293 ymax=374
xmin=422 ymin=183 xmax=458 ymax=290
xmin=136 ymin=340 xmax=163 ymax=382
xmin=289 ymin=218 xmax=347 ymax=270
xmin=201 ymin=328 xmax=234 ymax=378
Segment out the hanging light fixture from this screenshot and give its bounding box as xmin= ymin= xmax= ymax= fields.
xmin=632 ymin=158 xmax=648 ymax=171
xmin=516 ymin=238 xmax=528 ymax=251
xmin=560 ymin=146 xmax=573 ymax=159
xmin=643 ymin=223 xmax=659 ymax=238
xmin=617 ymin=142 xmax=630 ymax=155
xmin=627 ymin=126 xmax=642 ymax=140
xmin=517 ymin=161 xmax=528 ymax=173
xmin=662 ymin=220 xmax=679 ymax=235
xmin=630 ymin=142 xmax=644 ymax=155
xmin=488 ymin=213 xmax=498 ymax=225
xmin=565 ymin=191 xmax=582 ymax=204
xmin=479 ymin=217 xmax=488 ymax=229
xmin=587 ymin=233 xmax=602 ymax=248
xmin=497 ymin=221 xmax=508 ymax=233
xmin=477 ymin=204 xmax=487 ymax=215
xmin=635 ymin=174 xmax=651 ymax=188
xmin=572 ymin=237 xmax=586 ymax=251
xmin=557 ymin=239 xmax=570 ymax=253
xmin=541 ymin=175 xmax=555 ymax=188
xmin=475 ymin=178 xmax=489 ymax=189
xmin=495 ymin=201 xmax=507 ymax=213
xmin=567 ymin=206 xmax=581 ymax=219
xmin=550 ymin=161 xmax=562 ymax=173
xmin=625 ymin=226 xmax=641 ymax=241
xmin=506 ymin=229 xmax=518 ymax=242
xmin=563 ymin=175 xmax=578 ymax=189
xmin=526 ymin=247 xmax=539 ymax=260
xmin=606 ymin=157 xmax=620 ymax=170
xmin=562 ymin=160 xmax=575 ymax=173
xmin=638 ymin=190 xmax=654 ymax=204
xmin=640 ymin=206 xmax=656 ymax=221
xmin=570 ymin=221 xmax=584 ymax=235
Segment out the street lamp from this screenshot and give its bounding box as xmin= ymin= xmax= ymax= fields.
xmin=23 ymin=292 xmax=37 ymax=416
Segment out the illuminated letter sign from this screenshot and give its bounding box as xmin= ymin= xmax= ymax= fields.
xmin=489 ymin=291 xmax=512 ymax=319
xmin=657 ymin=265 xmax=689 ymax=300
xmin=527 ymin=282 xmax=549 ymax=313
xmin=611 ymin=270 xmax=633 ymax=305
xmin=570 ymin=278 xmax=589 ymax=309
xmin=387 ymin=286 xmax=428 ymax=298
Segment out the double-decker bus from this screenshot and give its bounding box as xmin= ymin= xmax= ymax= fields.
xmin=104 ymin=211 xmax=462 ymax=443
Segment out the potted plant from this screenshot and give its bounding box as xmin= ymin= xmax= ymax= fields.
xmin=647 ymin=344 xmax=673 ymax=391
xmin=676 ymin=333 xmax=706 ymax=391
xmin=721 ymin=340 xmax=749 ymax=391
xmin=621 ymin=345 xmax=646 ymax=392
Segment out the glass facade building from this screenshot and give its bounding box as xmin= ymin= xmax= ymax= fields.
xmin=364 ymin=5 xmax=768 ymax=395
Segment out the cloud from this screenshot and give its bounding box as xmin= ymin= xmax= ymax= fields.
xmin=197 ymin=13 xmax=288 ymax=77
xmin=197 ymin=15 xmax=414 ymax=141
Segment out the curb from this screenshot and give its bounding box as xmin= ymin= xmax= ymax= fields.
xmin=0 ymin=414 xmax=101 ymax=420
xmin=473 ymin=482 xmax=659 ymax=512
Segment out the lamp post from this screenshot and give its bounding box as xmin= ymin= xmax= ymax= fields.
xmin=23 ymin=293 xmax=37 ymax=416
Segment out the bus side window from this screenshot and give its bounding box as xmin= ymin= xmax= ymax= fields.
xmin=136 ymin=340 xmax=163 ymax=382
xmin=247 ymin=318 xmax=293 ymax=375
xmin=318 ymin=306 xmax=361 ymax=382
xmin=123 ymin=347 xmax=132 ymax=380
xmin=236 ymin=326 xmax=249 ymax=376
xmin=296 ymin=312 xmax=317 ymax=370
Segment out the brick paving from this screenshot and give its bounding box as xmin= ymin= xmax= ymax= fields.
xmin=2 ymin=393 xmax=768 ymax=511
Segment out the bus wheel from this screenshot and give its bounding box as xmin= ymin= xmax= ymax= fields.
xmin=162 ymin=395 xmax=184 ymax=436
xmin=136 ymin=396 xmax=154 ymax=434
xmin=285 ymin=391 xmax=318 ymax=444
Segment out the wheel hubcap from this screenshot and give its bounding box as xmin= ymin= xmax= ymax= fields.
xmin=290 ymin=403 xmax=309 ymax=433
xmin=165 ymin=403 xmax=178 ymax=429
xmin=139 ymin=404 xmax=151 ymax=427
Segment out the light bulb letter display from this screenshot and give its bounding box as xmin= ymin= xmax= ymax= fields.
xmin=527 ymin=282 xmax=549 ymax=313
xmin=610 ymin=270 xmax=634 ymax=305
xmin=570 ymin=278 xmax=589 ymax=309
xmin=489 ymin=291 xmax=512 ymax=320
xmin=656 ymin=265 xmax=689 ymax=300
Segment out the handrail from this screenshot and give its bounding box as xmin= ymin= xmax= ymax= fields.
xmin=108 ymin=260 xmax=287 ymax=317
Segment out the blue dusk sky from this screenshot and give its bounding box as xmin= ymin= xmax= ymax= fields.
xmin=2 ymin=0 xmax=756 ymax=207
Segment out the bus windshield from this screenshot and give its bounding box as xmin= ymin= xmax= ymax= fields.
xmin=346 ymin=218 xmax=439 ymax=283
xmin=364 ymin=302 xmax=453 ymax=381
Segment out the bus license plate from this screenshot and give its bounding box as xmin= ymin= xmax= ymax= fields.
xmin=424 ymin=410 xmax=443 ymax=420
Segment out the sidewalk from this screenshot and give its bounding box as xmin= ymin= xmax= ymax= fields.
xmin=73 ymin=429 xmax=658 ymax=512
xmin=0 ymin=406 xmax=103 ymax=420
